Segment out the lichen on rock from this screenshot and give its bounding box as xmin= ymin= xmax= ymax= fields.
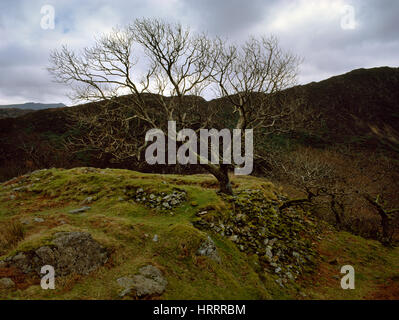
xmin=193 ymin=189 xmax=320 ymax=282
xmin=3 ymin=232 xmax=108 ymax=276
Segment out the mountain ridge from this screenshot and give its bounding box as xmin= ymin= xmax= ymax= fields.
xmin=0 ymin=102 xmax=66 ymax=111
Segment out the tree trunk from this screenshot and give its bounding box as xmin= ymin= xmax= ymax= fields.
xmin=202 ymin=163 xmax=233 ymax=195
xmin=364 ymin=194 xmax=393 ymax=245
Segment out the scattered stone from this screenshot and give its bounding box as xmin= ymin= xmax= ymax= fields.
xmin=275 ymin=278 xmax=284 ymax=288
xmin=81 ymin=196 xmax=94 ymax=205
xmin=194 ymin=189 xmax=320 ymax=278
xmin=20 ymin=218 xmax=31 ymax=225
xmin=68 ymin=206 xmax=91 ymax=214
xmin=34 ymin=217 xmax=44 ymax=223
xmin=286 ymin=272 xmax=294 ymax=280
xmin=265 ymin=247 xmax=273 ymax=260
xmin=152 ymin=234 xmax=159 ymax=242
xmin=197 ymin=236 xmax=221 ymax=262
xmin=0 ymin=278 xmax=15 ymax=289
xmin=132 ymin=188 xmax=186 ymax=211
xmin=13 ymin=186 xmax=27 ymax=192
xmin=269 ymin=238 xmax=278 ymax=246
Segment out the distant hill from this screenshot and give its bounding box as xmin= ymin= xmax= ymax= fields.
xmin=0 ymin=102 xmax=66 ymax=119
xmin=0 ymin=67 xmax=398 ymax=181
xmin=0 ymin=102 xmax=66 ymax=111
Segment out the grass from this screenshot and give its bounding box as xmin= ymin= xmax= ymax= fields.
xmin=0 ymin=167 xmax=397 ymax=300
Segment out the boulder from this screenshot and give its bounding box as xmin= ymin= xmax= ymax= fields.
xmin=118 ymin=265 xmax=167 ymax=298
xmin=6 ymin=232 xmax=108 ymax=276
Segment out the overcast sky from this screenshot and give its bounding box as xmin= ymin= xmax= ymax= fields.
xmin=0 ymin=0 xmax=398 ymax=105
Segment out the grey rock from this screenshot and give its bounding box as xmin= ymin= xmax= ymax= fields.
xmin=117 ymin=276 xmax=136 ymax=289
xmin=0 ymin=278 xmax=15 ymax=289
xmin=152 ymin=234 xmax=159 ymax=242
xmin=35 ymin=246 xmax=57 ymax=266
xmin=21 ymin=218 xmax=31 ymax=225
xmin=269 ymin=238 xmax=278 ymax=246
xmin=118 ymin=265 xmax=167 ymax=298
xmin=34 ymin=217 xmax=44 ymax=223
xmin=11 ymin=252 xmax=32 ymax=273
xmin=7 ymin=232 xmax=107 ymax=276
xmin=197 ymin=236 xmax=221 ymax=262
xmin=81 ymin=196 xmax=93 ymax=205
xmin=275 ymin=278 xmax=284 ymax=288
xmin=265 ymin=247 xmax=273 ymax=260
xmin=286 ymin=272 xmax=294 ymax=280
xmin=119 ymin=288 xmax=132 ymax=298
xmin=68 ymin=206 xmax=91 ymax=214
xmin=13 ymin=187 xmax=26 ymax=192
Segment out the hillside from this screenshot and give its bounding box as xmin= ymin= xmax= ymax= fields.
xmin=0 ymin=67 xmax=398 ymax=248
xmin=0 ymin=103 xmax=66 ymax=119
xmin=0 ymin=102 xmax=66 ymax=111
xmin=285 ymin=67 xmax=399 ymax=146
xmin=0 ymin=67 xmax=398 ymax=182
xmin=0 ymin=168 xmax=397 ymax=299
xmin=0 ymin=108 xmax=34 ymax=119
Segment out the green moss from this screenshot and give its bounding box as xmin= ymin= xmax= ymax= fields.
xmin=0 ymin=168 xmax=397 ymax=300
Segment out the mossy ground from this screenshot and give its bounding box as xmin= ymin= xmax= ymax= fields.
xmin=0 ymin=168 xmax=397 ymax=300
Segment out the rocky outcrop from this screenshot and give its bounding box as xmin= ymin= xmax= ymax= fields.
xmin=2 ymin=232 xmax=108 ymax=276
xmin=194 ymin=189 xmax=320 ymax=285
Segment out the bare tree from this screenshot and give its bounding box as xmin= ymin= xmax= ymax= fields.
xmin=48 ymin=18 xmax=301 ymax=194
xmin=364 ymin=194 xmax=399 ymax=245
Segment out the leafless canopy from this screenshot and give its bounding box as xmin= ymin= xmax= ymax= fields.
xmin=48 ymin=18 xmax=301 ymax=194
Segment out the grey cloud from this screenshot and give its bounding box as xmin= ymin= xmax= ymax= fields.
xmin=0 ymin=0 xmax=398 ymax=104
